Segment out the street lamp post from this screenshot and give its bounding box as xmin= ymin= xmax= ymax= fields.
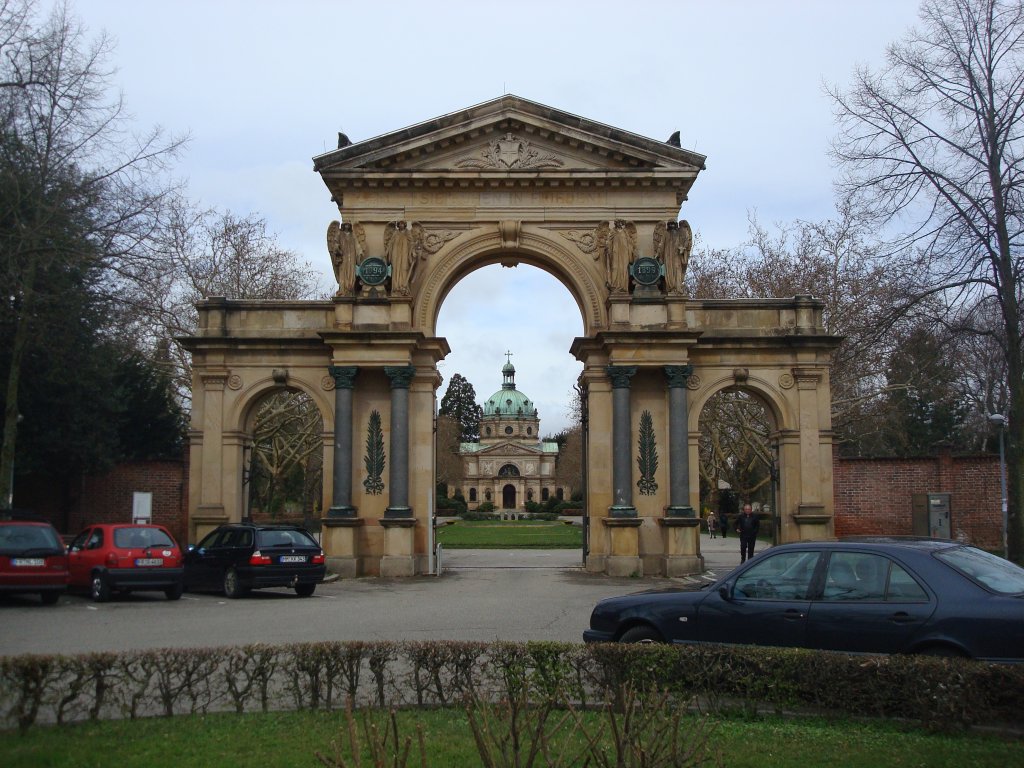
xmin=989 ymin=414 xmax=1008 ymax=559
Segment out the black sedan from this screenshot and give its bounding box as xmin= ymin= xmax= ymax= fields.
xmin=183 ymin=523 xmax=326 ymax=598
xmin=584 ymin=538 xmax=1024 ymax=662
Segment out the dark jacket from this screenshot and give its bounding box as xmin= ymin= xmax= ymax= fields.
xmin=735 ymin=511 xmax=760 ymax=538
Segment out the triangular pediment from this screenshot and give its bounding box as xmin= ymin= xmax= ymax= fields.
xmin=314 ymin=95 xmax=705 ymax=176
xmin=476 ymin=441 xmax=544 ymax=457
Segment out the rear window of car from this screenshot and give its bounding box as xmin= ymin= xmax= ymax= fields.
xmin=257 ymin=529 xmax=318 ymax=548
xmin=934 ymin=546 xmax=1024 ymax=596
xmin=113 ymin=527 xmax=175 ymax=549
xmin=0 ymin=524 xmax=64 ymax=555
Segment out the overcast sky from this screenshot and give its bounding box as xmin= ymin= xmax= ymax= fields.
xmin=80 ymin=0 xmax=922 ymax=435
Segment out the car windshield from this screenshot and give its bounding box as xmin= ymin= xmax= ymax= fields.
xmin=257 ymin=529 xmax=317 ymax=548
xmin=113 ymin=528 xmax=174 ymax=549
xmin=0 ymin=524 xmax=64 ymax=555
xmin=934 ymin=546 xmax=1024 ymax=596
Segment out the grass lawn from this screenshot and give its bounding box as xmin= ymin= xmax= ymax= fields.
xmin=436 ymin=519 xmax=583 ymax=549
xmin=1 ymin=709 xmax=1020 ymax=768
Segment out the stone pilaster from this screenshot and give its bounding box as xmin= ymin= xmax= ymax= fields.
xmin=664 ymin=365 xmax=695 ymax=517
xmin=384 ymin=365 xmax=415 ymax=517
xmin=328 ymin=366 xmax=358 ymax=517
xmin=606 ymin=365 xmax=637 ymax=517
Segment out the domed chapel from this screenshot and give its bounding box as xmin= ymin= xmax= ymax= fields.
xmin=457 ymin=353 xmax=567 ymax=512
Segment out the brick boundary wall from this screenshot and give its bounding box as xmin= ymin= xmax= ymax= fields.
xmin=833 ymin=449 xmax=1002 ymax=550
xmin=14 ymin=456 xmax=189 ymax=547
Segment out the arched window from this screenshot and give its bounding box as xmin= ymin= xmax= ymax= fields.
xmin=469 ymin=488 xmax=477 ymax=502
xmin=498 ymin=464 xmax=520 ymax=477
xmin=542 ymin=488 xmax=549 ymax=501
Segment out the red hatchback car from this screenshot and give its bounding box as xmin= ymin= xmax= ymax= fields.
xmin=68 ymin=523 xmax=184 ymax=602
xmin=0 ymin=519 xmax=69 ymax=604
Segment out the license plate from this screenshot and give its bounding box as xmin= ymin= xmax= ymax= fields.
xmin=135 ymin=558 xmax=164 ymax=566
xmin=11 ymin=558 xmax=44 ymax=567
xmin=279 ymin=555 xmax=306 ymax=563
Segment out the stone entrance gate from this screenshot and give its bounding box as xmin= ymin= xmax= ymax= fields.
xmin=181 ymin=96 xmax=840 ymax=577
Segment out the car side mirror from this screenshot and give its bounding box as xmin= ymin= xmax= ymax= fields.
xmin=718 ymin=585 xmax=733 ymax=602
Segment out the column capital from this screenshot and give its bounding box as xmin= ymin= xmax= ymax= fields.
xmin=605 ymin=365 xmax=638 ymax=389
xmin=328 ymin=365 xmax=359 ymax=389
xmin=664 ymin=364 xmax=694 ymax=388
xmin=384 ymin=365 xmax=416 ymax=389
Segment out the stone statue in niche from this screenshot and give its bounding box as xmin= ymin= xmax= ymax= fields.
xmin=384 ymin=220 xmax=425 ymax=296
xmin=326 ymin=221 xmax=365 ymax=296
xmin=654 ymin=219 xmax=693 ymax=295
xmin=595 ymin=219 xmax=636 ymax=294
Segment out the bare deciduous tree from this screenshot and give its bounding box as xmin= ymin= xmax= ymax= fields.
xmin=1 ymin=0 xmax=183 ymax=507
xmin=123 ymin=197 xmax=328 ymax=399
xmin=830 ymin=0 xmax=1024 ymax=560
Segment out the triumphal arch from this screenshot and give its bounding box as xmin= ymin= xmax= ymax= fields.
xmin=182 ymin=96 xmax=840 ymax=577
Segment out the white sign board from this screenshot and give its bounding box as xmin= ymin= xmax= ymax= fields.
xmin=132 ymin=492 xmax=153 ymax=524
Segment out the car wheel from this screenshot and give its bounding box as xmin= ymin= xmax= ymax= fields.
xmin=294 ymin=583 xmax=316 ymax=597
xmin=90 ymin=572 xmax=110 ymax=603
xmin=619 ymin=625 xmax=663 ymax=644
xmin=165 ymin=582 xmax=184 ymax=601
xmin=223 ymin=568 xmax=249 ymax=599
xmin=39 ymin=591 xmax=59 ymax=606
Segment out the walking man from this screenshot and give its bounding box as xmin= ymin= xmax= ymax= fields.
xmin=735 ymin=503 xmax=760 ymax=563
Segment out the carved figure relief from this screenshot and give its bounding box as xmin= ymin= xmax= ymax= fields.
xmin=595 ymin=220 xmax=637 ymax=294
xmin=384 ymin=221 xmax=423 ymax=296
xmin=326 ymin=221 xmax=365 ymax=296
xmin=654 ymin=219 xmax=693 ymax=295
xmin=655 ymin=221 xmax=696 ymax=296
xmin=455 ymin=133 xmax=565 ymax=170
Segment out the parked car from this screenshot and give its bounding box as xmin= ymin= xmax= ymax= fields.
xmin=0 ymin=519 xmax=69 ymax=604
xmin=584 ymin=538 xmax=1024 ymax=662
xmin=67 ymin=523 xmax=184 ymax=602
xmin=183 ymin=523 xmax=326 ymax=598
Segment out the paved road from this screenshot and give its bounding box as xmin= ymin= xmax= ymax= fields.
xmin=0 ymin=533 xmax=762 ymax=656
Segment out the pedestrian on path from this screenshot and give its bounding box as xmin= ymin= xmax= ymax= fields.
xmin=735 ymin=503 xmax=760 ymax=563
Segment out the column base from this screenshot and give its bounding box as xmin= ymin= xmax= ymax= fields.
xmin=385 ymin=506 xmax=414 ymax=518
xmin=321 ymin=517 xmax=364 ymax=579
xmin=792 ymin=506 xmax=832 ymax=541
xmin=662 ymin=555 xmax=705 ymax=577
xmin=608 ymin=505 xmax=637 ymax=518
xmin=664 ymin=505 xmax=696 ymax=518
xmin=658 ymin=516 xmax=703 ymax=576
xmin=327 ymin=505 xmax=358 ymax=518
xmin=380 ymin=555 xmax=417 ymax=578
xmin=379 ymin=516 xmax=417 ymax=577
xmin=603 ymin=516 xmax=643 ymax=576
xmin=606 ymin=555 xmax=643 ymax=577
xmin=191 ymin=508 xmax=228 ymax=544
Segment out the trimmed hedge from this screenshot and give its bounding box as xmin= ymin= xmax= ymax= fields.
xmin=2 ymin=641 xmax=1022 ymax=733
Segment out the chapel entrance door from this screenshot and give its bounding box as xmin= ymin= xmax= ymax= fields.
xmin=502 ymin=484 xmax=516 ymax=510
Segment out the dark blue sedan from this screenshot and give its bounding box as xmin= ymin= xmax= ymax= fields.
xmin=584 ymin=538 xmax=1024 ymax=662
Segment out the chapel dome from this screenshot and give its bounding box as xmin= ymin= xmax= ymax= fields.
xmin=482 ymin=357 xmax=538 ymax=418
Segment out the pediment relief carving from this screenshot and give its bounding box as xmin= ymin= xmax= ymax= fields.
xmin=454 ymin=133 xmax=565 ymax=170
xmin=478 ymin=442 xmax=542 ymax=456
